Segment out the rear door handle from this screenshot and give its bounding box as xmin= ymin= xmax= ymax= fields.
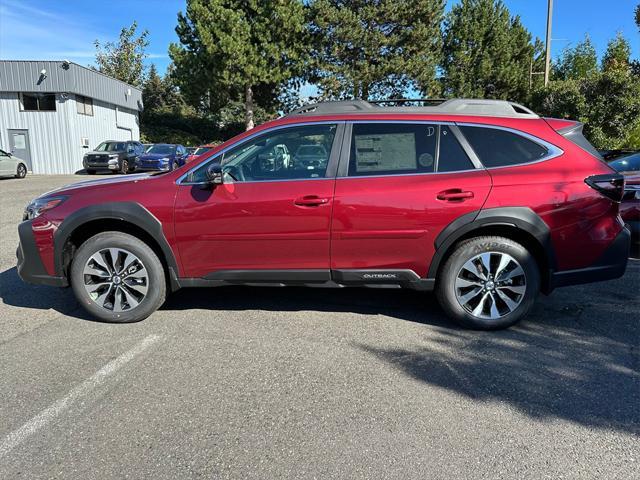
xmin=294 ymin=195 xmax=330 ymax=207
xmin=437 ymin=189 xmax=474 ymax=201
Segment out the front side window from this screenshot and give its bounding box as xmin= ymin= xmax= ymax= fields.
xmin=185 ymin=124 xmax=337 ymax=184
xmin=460 ymin=126 xmax=549 ymax=168
xmin=21 ymin=93 xmax=56 ymax=111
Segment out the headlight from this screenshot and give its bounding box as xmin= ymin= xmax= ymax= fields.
xmin=159 ymin=157 xmax=170 ymax=162
xmin=23 ymin=196 xmax=68 ymax=220
xmin=108 ymin=154 xmax=119 ymax=159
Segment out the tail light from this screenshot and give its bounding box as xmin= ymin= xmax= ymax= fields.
xmin=585 ymin=173 xmax=626 ymax=203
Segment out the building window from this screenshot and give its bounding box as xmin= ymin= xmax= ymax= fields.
xmin=20 ymin=93 xmax=56 ymax=111
xmin=76 ymin=95 xmax=94 ymax=116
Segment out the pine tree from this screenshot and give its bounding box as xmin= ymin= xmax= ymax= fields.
xmin=553 ymin=35 xmax=598 ymax=80
xmin=308 ymin=0 xmax=445 ymax=100
xmin=441 ymin=0 xmax=543 ymax=102
xmin=169 ymin=0 xmax=308 ymax=130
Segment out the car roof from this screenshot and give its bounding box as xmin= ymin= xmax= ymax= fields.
xmin=285 ymin=99 xmax=538 ymax=119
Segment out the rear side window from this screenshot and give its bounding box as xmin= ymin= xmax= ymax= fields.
xmin=438 ymin=126 xmax=474 ymax=172
xmin=348 ymin=123 xmax=474 ymax=176
xmin=460 ymin=126 xmax=548 ymax=168
xmin=349 ymin=123 xmax=437 ymax=176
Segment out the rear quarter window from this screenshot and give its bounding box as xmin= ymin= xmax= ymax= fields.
xmin=460 ymin=126 xmax=549 ymax=168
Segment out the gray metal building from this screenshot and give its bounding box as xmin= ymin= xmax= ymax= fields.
xmin=0 ymin=60 xmax=142 ymax=174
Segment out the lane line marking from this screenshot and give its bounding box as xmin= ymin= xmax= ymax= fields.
xmin=0 ymin=334 xmax=161 ymax=457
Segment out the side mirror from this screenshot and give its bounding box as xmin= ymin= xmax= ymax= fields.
xmin=202 ymin=162 xmax=223 ymax=189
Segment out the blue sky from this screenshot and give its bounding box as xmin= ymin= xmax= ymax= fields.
xmin=1 ymin=0 xmax=638 ymax=75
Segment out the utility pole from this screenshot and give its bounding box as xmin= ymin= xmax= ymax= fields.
xmin=544 ymin=0 xmax=554 ymax=86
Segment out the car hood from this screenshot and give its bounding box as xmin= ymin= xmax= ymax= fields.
xmin=85 ymin=150 xmax=123 ymax=156
xmin=140 ymin=153 xmax=172 ymax=160
xmin=40 ymin=173 xmax=152 ymax=196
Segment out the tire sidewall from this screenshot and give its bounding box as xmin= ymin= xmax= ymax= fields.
xmin=70 ymin=232 xmax=166 ymax=323
xmin=438 ymin=237 xmax=540 ymax=330
xmin=16 ymin=164 xmax=26 ymax=178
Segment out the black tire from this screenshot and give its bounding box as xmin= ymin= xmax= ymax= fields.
xmin=70 ymin=231 xmax=166 ymax=323
xmin=172 ymin=161 xmax=179 ymax=171
xmin=86 ymin=169 xmax=96 ymax=175
xmin=15 ymin=163 xmax=27 ymax=179
xmin=120 ymin=159 xmax=129 ymax=174
xmin=435 ymin=236 xmax=540 ymax=330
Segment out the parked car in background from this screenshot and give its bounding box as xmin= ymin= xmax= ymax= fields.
xmin=186 ymin=144 xmax=215 ymax=163
xmin=0 ymin=148 xmax=27 ymax=178
xmin=83 ymin=140 xmax=145 ymax=174
xmin=607 ymin=151 xmax=640 ymax=175
xmin=600 ymin=149 xmax=637 ymax=161
xmin=16 ymin=99 xmax=630 ymax=329
xmin=134 ymin=143 xmax=188 ymax=172
xmin=608 ymin=152 xmax=640 ymax=256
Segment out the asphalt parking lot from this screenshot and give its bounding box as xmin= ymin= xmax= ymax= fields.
xmin=1 ymin=175 xmax=639 ymax=479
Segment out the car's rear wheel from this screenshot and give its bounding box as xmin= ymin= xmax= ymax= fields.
xmin=15 ymin=163 xmax=27 ymax=179
xmin=436 ymin=236 xmax=540 ymax=330
xmin=70 ymin=232 xmax=166 ymax=323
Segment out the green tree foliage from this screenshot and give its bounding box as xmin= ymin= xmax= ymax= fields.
xmin=93 ymin=22 xmax=149 ymax=87
xmin=307 ymin=0 xmax=445 ymax=100
xmin=533 ymin=33 xmax=640 ymax=150
xmin=602 ymin=32 xmax=632 ymax=74
xmin=441 ymin=0 xmax=543 ymax=102
xmin=553 ymin=36 xmax=598 ymax=80
xmin=169 ymin=0 xmax=308 ymax=130
xmin=636 ymin=2 xmax=640 ymax=32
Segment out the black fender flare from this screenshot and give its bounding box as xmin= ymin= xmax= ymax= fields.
xmin=426 ymin=206 xmax=556 ymax=280
xmin=53 ymin=202 xmax=180 ymax=286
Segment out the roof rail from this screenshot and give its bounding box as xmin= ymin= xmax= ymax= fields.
xmin=285 ymin=98 xmax=538 ymax=118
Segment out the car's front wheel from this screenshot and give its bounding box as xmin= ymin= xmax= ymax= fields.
xmin=436 ymin=236 xmax=540 ymax=330
xmin=70 ymin=232 xmax=166 ymax=323
xmin=15 ymin=163 xmax=27 ymax=179
xmin=121 ymin=159 xmax=130 ymax=174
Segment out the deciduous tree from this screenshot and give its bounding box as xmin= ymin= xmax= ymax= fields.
xmin=93 ymin=22 xmax=149 ymax=87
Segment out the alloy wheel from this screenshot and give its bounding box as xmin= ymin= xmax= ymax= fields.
xmin=17 ymin=164 xmax=26 ymax=178
xmin=82 ymin=248 xmax=149 ymax=312
xmin=454 ymin=251 xmax=527 ymax=319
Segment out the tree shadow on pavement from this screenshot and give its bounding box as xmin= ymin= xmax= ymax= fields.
xmin=354 ymin=267 xmax=640 ymax=435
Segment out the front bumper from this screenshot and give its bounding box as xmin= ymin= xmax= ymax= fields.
xmin=84 ymin=159 xmax=121 ymax=170
xmin=549 ymin=226 xmax=630 ymax=290
xmin=134 ymin=160 xmax=171 ymax=172
xmin=16 ymin=220 xmax=67 ymax=287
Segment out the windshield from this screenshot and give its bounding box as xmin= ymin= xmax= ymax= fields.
xmin=95 ymin=142 xmax=125 ymax=152
xmin=193 ymin=147 xmax=212 ymax=156
xmin=148 ymin=145 xmax=176 ymax=155
xmin=609 ymin=153 xmax=640 ymax=173
xmin=297 ymin=145 xmax=325 ymax=156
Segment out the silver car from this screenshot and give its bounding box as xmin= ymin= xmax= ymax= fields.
xmin=0 ymin=148 xmax=27 ymax=178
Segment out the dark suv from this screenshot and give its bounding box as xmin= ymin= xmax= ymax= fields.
xmin=83 ymin=140 xmax=145 ymax=174
xmin=18 ymin=99 xmax=630 ymax=329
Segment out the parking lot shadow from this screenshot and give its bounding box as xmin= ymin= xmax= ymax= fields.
xmin=354 ymin=284 xmax=640 ymax=435
xmin=163 ymin=285 xmax=454 ymax=328
xmin=0 ymin=267 xmax=94 ymax=321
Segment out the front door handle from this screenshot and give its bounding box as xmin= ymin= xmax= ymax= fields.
xmin=437 ymin=189 xmax=474 ymax=202
xmin=294 ymin=195 xmax=330 ymax=207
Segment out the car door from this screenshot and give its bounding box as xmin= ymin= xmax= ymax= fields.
xmin=0 ymin=149 xmax=12 ymax=175
xmin=330 ymin=122 xmax=492 ymax=280
xmin=174 ymin=122 xmax=343 ymax=281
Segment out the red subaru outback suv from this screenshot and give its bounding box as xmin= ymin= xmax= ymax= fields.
xmin=17 ymin=99 xmax=630 ymax=329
